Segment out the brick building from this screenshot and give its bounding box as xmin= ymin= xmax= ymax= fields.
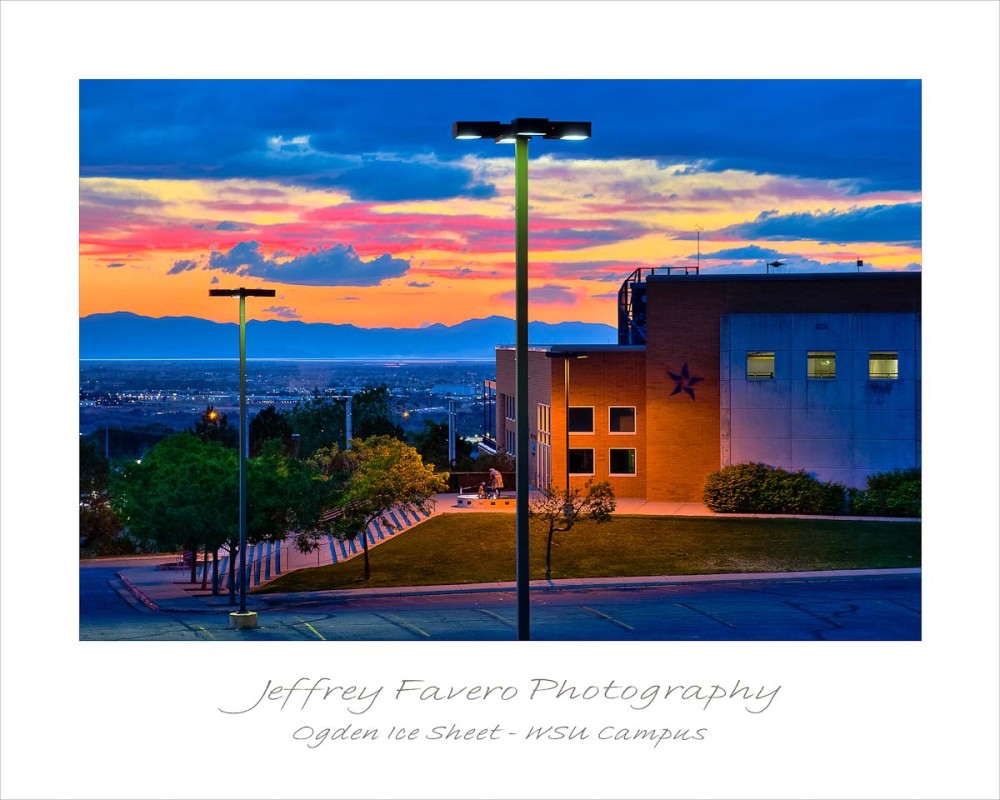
xmin=491 ymin=271 xmax=921 ymax=503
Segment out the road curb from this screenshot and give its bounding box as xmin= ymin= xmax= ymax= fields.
xmin=257 ymin=567 xmax=923 ymax=608
xmin=116 ymin=571 xmax=163 ymax=612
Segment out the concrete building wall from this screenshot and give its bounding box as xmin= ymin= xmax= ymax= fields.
xmin=721 ymin=312 xmax=921 ymax=487
xmin=643 ymin=273 xmax=920 ymax=501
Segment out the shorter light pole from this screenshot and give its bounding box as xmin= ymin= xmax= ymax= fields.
xmin=545 ymin=350 xmax=587 ymax=515
xmin=209 ymin=287 xmax=275 ymax=629
xmin=695 ymin=224 xmax=704 ymax=273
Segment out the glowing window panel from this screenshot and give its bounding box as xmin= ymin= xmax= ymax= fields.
xmin=747 ymin=351 xmax=775 ymax=379
xmin=808 ymin=351 xmax=836 ymax=379
xmin=869 ymin=352 xmax=899 ymax=380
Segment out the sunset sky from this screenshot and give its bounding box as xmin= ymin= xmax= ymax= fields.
xmin=80 ymin=79 xmax=922 ymax=329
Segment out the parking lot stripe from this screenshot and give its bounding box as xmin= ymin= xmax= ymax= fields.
xmin=377 ymin=613 xmax=430 ymax=638
xmin=580 ymin=606 xmax=634 ymax=631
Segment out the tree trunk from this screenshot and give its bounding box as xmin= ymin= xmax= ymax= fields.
xmin=188 ymin=541 xmax=198 ymax=584
xmin=201 ymin=545 xmax=209 ymax=590
xmin=212 ymin=549 xmax=220 ymax=595
xmin=546 ymin=525 xmax=554 ymax=579
xmin=362 ymin=532 xmax=371 ymax=581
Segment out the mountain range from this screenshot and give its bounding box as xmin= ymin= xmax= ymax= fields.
xmin=79 ymin=312 xmax=619 ymax=359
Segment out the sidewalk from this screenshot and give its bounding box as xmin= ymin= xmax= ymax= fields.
xmin=110 ymin=492 xmax=919 ymax=614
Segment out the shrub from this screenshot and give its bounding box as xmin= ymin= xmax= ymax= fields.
xmin=849 ymin=468 xmax=921 ymax=517
xmin=703 ymin=462 xmax=847 ymax=515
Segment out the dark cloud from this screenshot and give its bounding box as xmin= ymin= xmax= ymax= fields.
xmin=215 ymin=220 xmax=249 ymax=231
xmin=719 ymin=203 xmax=921 ymax=245
xmin=701 ymin=245 xmax=785 ymax=261
xmin=167 ymin=258 xmax=200 ymax=274
xmin=107 ymin=262 xmax=126 ymax=268
xmin=197 ymin=240 xmax=410 ymax=286
xmin=496 ymin=284 xmax=578 ymax=305
xmin=262 ymin=305 xmax=301 ymax=319
xmin=407 ymin=281 xmax=433 ymax=288
xmin=80 ymin=79 xmax=921 ymax=195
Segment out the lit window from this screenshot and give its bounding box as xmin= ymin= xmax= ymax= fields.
xmin=537 ymin=404 xmax=551 ymax=446
xmin=869 ymin=352 xmax=898 ymax=380
xmin=747 ymin=351 xmax=775 ymax=379
xmin=807 ymin=351 xmax=836 ymax=379
xmin=568 ymin=407 xmax=594 ymax=433
xmin=568 ymin=448 xmax=594 ymax=475
xmin=609 ymin=448 xmax=636 ymax=475
xmin=609 ymin=407 xmax=636 ymax=433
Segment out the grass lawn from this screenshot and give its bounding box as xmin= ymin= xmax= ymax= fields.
xmin=254 ymin=513 xmax=921 ymax=594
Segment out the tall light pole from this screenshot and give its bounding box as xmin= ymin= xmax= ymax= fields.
xmin=453 ymin=118 xmax=591 ymax=641
xmin=209 ymin=287 xmax=275 ymax=629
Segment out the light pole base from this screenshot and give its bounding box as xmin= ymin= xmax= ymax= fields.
xmin=229 ymin=611 xmax=258 ymax=629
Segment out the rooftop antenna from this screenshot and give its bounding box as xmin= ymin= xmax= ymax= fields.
xmin=695 ymin=224 xmax=704 ymax=273
xmin=856 ymin=257 xmax=864 ymax=272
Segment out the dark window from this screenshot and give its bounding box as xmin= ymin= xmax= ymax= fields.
xmin=609 ymin=406 xmax=636 ymax=433
xmin=609 ymin=448 xmax=636 ymax=475
xmin=568 ymin=407 xmax=594 ymax=433
xmin=568 ymin=448 xmax=594 ymax=474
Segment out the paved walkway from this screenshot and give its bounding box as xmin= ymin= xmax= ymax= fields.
xmin=104 ymin=492 xmax=919 ymax=614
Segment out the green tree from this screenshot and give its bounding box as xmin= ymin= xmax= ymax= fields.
xmin=529 ymin=481 xmax=616 ymax=579
xmin=250 ymin=405 xmax=294 ymax=457
xmin=80 ymin=435 xmax=110 ymax=494
xmin=192 ymin=404 xmax=239 ymax=449
xmin=309 ymin=435 xmax=448 ymax=581
xmin=111 ymin=433 xmax=238 ymax=584
xmin=287 ymin=391 xmax=349 ymax=458
xmin=352 ymin=386 xmax=406 ymax=441
xmin=410 ymin=419 xmax=476 ymax=471
xmin=247 ymin=439 xmax=329 ymax=547
xmin=288 ymin=386 xmax=405 ymax=459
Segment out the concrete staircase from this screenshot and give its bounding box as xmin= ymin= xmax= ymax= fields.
xmin=205 ymin=502 xmax=437 ymax=591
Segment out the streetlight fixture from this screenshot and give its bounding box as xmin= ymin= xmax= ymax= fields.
xmin=545 ymin=350 xmax=588 ymax=514
xmin=453 ymin=117 xmax=591 ymax=641
xmin=209 ymin=287 xmax=276 ymax=629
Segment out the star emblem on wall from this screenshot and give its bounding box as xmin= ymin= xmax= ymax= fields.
xmin=668 ymin=362 xmax=704 ymax=400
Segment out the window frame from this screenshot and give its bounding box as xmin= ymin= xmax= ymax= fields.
xmin=608 ymin=405 xmax=637 ymax=435
xmin=503 ymin=393 xmax=516 ymax=421
xmin=868 ymin=351 xmax=899 ymax=380
xmin=568 ymin=447 xmax=595 ymax=476
xmin=807 ymin=351 xmax=836 ymax=380
xmin=746 ymin=351 xmax=776 ymax=379
xmin=537 ymin=404 xmax=551 ymax=446
xmin=608 ymin=447 xmax=637 ymax=476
